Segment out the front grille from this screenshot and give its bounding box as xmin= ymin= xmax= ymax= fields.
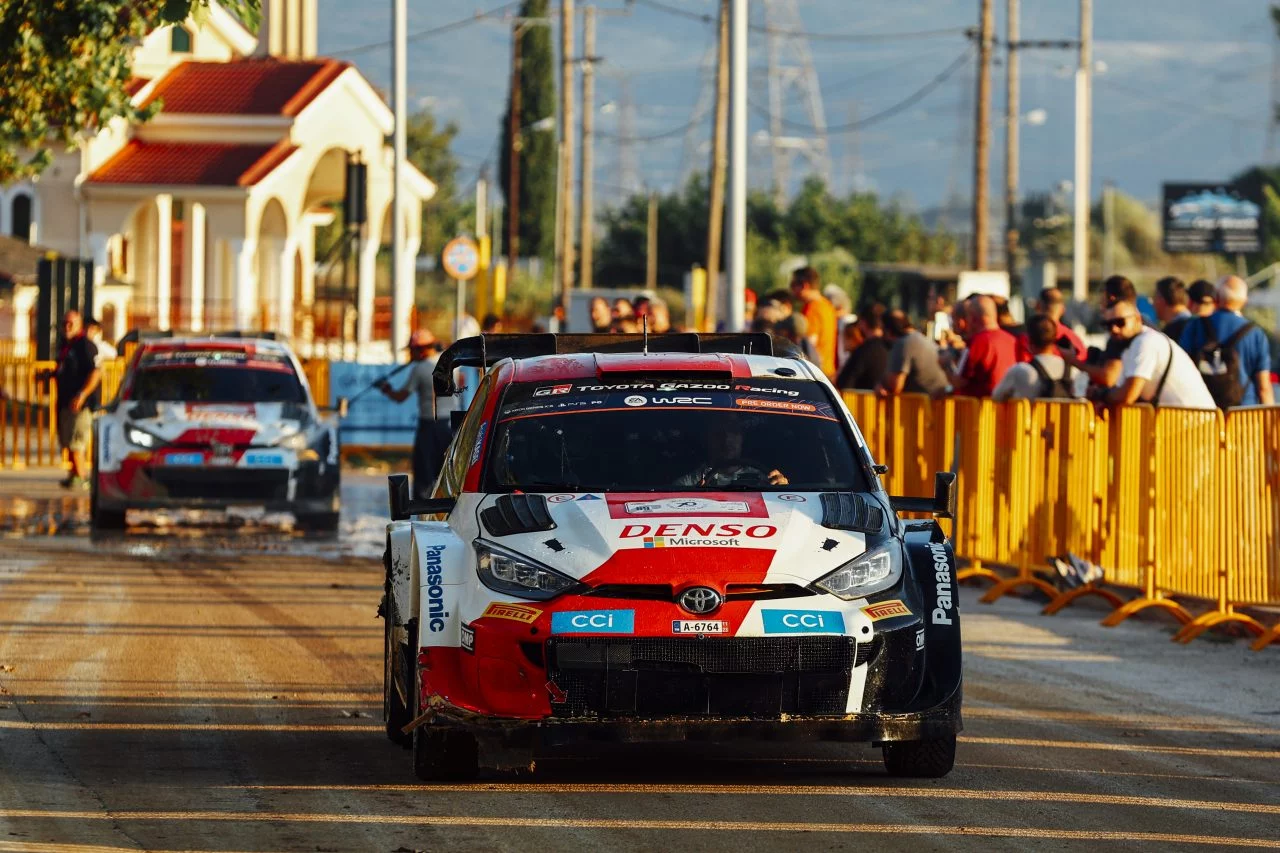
xmin=547 ymin=637 xmax=856 ymax=718
xmin=148 ymin=468 xmax=289 ymax=501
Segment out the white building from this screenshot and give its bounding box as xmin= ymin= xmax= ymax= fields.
xmin=0 ymin=0 xmax=434 ymax=359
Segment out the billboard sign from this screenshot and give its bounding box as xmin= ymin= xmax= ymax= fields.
xmin=1162 ymin=183 xmax=1261 ymax=254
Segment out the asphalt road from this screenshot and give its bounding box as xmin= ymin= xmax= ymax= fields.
xmin=0 ymin=474 xmax=1277 ymax=852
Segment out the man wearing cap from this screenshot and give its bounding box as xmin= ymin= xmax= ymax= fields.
xmin=379 ymin=330 xmax=453 ymax=499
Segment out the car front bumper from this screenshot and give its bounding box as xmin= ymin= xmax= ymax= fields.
xmin=97 ymin=456 xmax=338 ymax=511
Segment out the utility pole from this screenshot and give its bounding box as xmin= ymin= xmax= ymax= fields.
xmin=475 ymin=167 xmax=490 ymax=322
xmin=390 ymin=0 xmax=409 ymax=351
xmin=1004 ymin=0 xmax=1019 ymax=275
xmin=704 ymin=0 xmax=730 ymax=332
xmin=579 ymin=5 xmax=596 ymax=290
xmin=558 ymin=0 xmax=576 ymax=319
xmin=1072 ymin=0 xmax=1092 ymax=301
xmin=506 ymin=23 xmax=523 ymax=286
xmin=725 ymin=0 xmax=748 ymax=331
xmin=646 ymin=191 xmax=658 ymax=290
xmin=972 ymin=0 xmax=993 ymax=271
xmin=1101 ymin=179 xmax=1114 ymax=280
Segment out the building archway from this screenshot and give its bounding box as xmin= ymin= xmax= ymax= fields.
xmin=254 ymin=197 xmax=289 ymax=333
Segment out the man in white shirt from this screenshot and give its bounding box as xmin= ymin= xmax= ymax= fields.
xmin=1102 ymin=301 xmax=1215 ymax=410
xmin=379 ymin=329 xmax=451 ymax=498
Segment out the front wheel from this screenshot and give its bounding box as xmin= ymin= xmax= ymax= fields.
xmin=295 ymin=511 xmax=340 ymax=533
xmin=89 ymin=470 xmax=126 ymax=532
xmin=882 ymin=735 xmax=956 ymax=778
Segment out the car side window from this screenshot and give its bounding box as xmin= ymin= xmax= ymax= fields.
xmin=438 ymin=372 xmax=494 ymax=497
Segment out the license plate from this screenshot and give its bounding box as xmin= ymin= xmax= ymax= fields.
xmin=207 ymin=456 xmax=235 ymax=467
xmin=672 ymin=620 xmax=728 ymax=635
xmin=164 ymin=452 xmax=204 ymax=466
xmin=243 ymin=452 xmax=284 ymax=466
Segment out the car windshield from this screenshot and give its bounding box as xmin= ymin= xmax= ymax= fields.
xmin=483 ymin=376 xmax=869 ymax=492
xmin=131 ymin=350 xmax=305 ymax=403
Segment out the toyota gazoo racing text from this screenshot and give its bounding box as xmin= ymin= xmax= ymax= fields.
xmin=380 ymin=333 xmax=961 ymax=780
xmin=91 ymin=336 xmax=341 ymax=531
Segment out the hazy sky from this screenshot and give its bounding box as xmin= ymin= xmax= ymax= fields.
xmin=316 ymin=0 xmax=1274 ymax=213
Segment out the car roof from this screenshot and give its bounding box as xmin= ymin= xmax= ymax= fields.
xmin=141 ymin=337 xmax=293 ymax=357
xmin=507 ymin=351 xmax=824 ymax=384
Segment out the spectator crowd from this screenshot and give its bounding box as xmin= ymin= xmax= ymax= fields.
xmin=764 ymin=270 xmax=1273 ymax=412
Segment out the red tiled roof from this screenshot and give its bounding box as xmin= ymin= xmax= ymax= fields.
xmin=141 ymin=58 xmax=350 ymax=116
xmin=87 ymin=140 xmax=297 ymax=187
xmin=124 ymin=77 xmax=151 ymax=97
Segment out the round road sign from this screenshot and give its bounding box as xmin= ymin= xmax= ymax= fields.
xmin=442 ymin=236 xmax=480 ymax=281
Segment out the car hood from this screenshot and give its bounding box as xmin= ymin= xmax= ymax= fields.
xmin=476 ymin=491 xmax=875 ymax=587
xmin=124 ymin=401 xmax=304 ymax=444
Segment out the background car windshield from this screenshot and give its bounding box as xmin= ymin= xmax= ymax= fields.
xmin=484 ymin=377 xmax=868 ymax=492
xmin=131 ymin=366 xmax=306 ymax=403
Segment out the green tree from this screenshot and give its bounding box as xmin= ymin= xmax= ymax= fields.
xmin=0 ymin=0 xmax=258 ymax=182
xmin=498 ymin=0 xmax=557 ymax=263
xmin=406 ymin=108 xmax=471 ymax=258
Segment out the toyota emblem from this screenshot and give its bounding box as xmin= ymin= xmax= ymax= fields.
xmin=678 ymin=586 xmax=723 ymax=615
xmin=210 ymin=440 xmax=233 ymax=456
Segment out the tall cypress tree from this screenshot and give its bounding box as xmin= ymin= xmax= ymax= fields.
xmin=499 ymin=0 xmax=557 ymax=264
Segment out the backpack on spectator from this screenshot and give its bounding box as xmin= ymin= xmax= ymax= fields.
xmin=1027 ymin=358 xmax=1077 ymax=400
xmin=1193 ymin=317 xmax=1255 ymax=409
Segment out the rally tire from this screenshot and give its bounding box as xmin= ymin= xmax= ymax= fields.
xmin=89 ymin=469 xmax=126 ymax=532
xmin=412 ymin=727 xmax=479 ymax=782
xmin=382 ymin=607 xmax=412 ymax=748
xmin=295 ymin=511 xmax=340 ymax=533
xmin=882 ymin=735 xmax=956 ymax=778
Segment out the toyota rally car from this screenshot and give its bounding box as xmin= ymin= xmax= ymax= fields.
xmin=91 ymin=333 xmax=342 ymax=532
xmin=380 ymin=333 xmax=961 ymax=780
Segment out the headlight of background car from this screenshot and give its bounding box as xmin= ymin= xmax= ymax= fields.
xmin=811 ymin=541 xmax=901 ymax=600
xmin=125 ymin=424 xmax=160 ymax=448
xmin=475 ymin=540 xmax=581 ymax=600
xmin=276 ymin=430 xmax=309 ymax=451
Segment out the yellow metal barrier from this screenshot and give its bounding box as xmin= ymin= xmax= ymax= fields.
xmin=0 ymin=359 xmax=58 ymax=469
xmin=302 ymin=358 xmax=330 ymax=407
xmin=844 ymin=390 xmax=1280 ymax=650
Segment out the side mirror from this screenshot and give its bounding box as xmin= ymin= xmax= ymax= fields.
xmin=387 ymin=473 xmax=457 ymax=521
xmin=889 ymin=471 xmax=956 ymax=519
xmin=450 ymin=410 xmax=467 ymax=434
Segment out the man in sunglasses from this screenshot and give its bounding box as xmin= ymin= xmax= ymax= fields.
xmin=1099 ymin=301 xmax=1214 ymax=409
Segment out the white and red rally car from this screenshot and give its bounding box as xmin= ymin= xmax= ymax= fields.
xmin=381 ymin=333 xmax=961 ymax=780
xmin=91 ymin=334 xmax=341 ymax=532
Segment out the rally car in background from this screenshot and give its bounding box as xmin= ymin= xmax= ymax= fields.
xmin=91 ymin=334 xmax=342 ymax=532
xmin=380 ymin=333 xmax=961 ymax=780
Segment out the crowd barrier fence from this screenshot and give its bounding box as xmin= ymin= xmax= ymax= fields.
xmin=843 ymin=390 xmax=1280 ymax=651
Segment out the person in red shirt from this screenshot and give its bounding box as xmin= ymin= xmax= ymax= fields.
xmin=953 ymin=295 xmax=1018 ymax=397
xmin=1014 ymin=286 xmax=1086 ymax=363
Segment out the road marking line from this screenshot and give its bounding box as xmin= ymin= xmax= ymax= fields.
xmin=964 ymin=706 xmax=1280 ymax=736
xmin=963 ymin=735 xmax=1280 ymax=759
xmin=0 ymin=721 xmax=377 ymax=732
xmin=204 ymin=784 xmax=1280 ymax=813
xmin=0 ymin=812 xmax=1273 ymax=846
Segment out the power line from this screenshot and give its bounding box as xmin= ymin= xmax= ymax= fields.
xmin=597 ymin=118 xmax=702 ymax=142
xmin=752 ymin=48 xmax=974 ymax=135
xmin=328 ymin=1 xmax=522 ymax=57
xmin=630 ymin=0 xmax=968 ymax=43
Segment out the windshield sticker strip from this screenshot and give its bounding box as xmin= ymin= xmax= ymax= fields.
xmin=606 ymin=492 xmax=768 ymax=519
xmin=498 ymin=405 xmax=839 ymax=424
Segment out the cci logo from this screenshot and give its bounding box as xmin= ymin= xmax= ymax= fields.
xmin=761 ymin=609 xmax=845 ymax=634
xmin=551 ymin=610 xmax=635 ymax=634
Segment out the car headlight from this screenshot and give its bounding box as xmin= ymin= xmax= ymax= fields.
xmin=276 ymin=430 xmax=309 ymax=451
xmin=125 ymin=424 xmax=161 ymax=449
xmin=474 ymin=540 xmax=582 ymax=601
xmin=811 ymin=541 xmax=901 ymax=600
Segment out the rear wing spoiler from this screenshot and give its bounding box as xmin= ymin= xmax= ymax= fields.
xmin=432 ymin=333 xmax=774 ymax=395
